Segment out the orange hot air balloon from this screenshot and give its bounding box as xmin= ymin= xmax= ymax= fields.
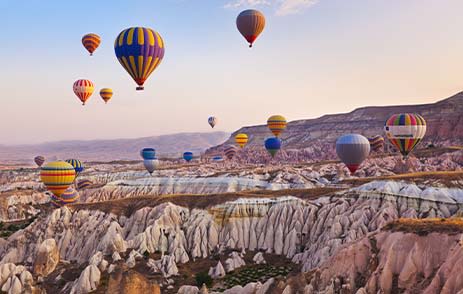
xmin=236 ymin=9 xmax=266 ymax=48
xmin=100 ymin=88 xmax=113 ymax=104
xmin=267 ymin=115 xmax=287 ymax=137
xmin=235 ymin=133 xmax=248 ymax=148
xmin=82 ymin=33 xmax=101 ymax=56
xmin=73 ymin=79 xmax=94 ymax=105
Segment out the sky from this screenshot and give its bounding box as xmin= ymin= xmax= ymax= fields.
xmin=2 ymin=0 xmax=463 ymax=144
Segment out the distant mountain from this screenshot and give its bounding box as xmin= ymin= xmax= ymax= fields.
xmin=209 ymin=91 xmax=463 ymax=153
xmin=0 ymin=132 xmax=229 ymax=164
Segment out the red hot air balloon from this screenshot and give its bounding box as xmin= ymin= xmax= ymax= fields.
xmin=236 ymin=9 xmax=266 ymax=48
xmin=73 ymin=79 xmax=95 ymax=105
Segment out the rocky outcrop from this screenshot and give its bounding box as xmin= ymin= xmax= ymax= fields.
xmin=178 ymin=285 xmax=199 ymax=294
xmin=286 ymin=231 xmax=463 ymax=293
xmin=106 ymin=269 xmax=161 ymax=294
xmin=224 ymin=251 xmax=246 ymax=273
xmin=0 ymin=263 xmax=35 ymax=294
xmin=147 ymin=255 xmax=178 ymax=278
xmin=253 ymin=252 xmax=266 ymax=264
xmin=70 ymin=264 xmax=100 ymax=294
xmin=33 ymin=239 xmax=59 ymax=277
xmin=208 ymin=261 xmax=225 ymax=279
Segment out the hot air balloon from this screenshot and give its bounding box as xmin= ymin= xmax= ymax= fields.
xmin=235 ymin=133 xmax=248 ymax=148
xmin=336 ymin=134 xmax=370 ymax=174
xmin=267 ymin=115 xmax=287 ymax=137
xmin=100 ymin=88 xmax=113 ymax=104
xmin=73 ymin=79 xmax=94 ymax=105
xmin=114 ymin=27 xmax=165 ymax=91
xmin=183 ymin=152 xmax=193 ymax=162
xmin=50 ymin=187 xmax=79 ymax=207
xmin=65 ymin=159 xmax=84 ymax=177
xmin=77 ymin=179 xmax=93 ymax=190
xmin=265 ymin=137 xmax=281 ymax=157
xmin=212 ymin=156 xmax=223 ymax=162
xmin=34 ymin=156 xmax=45 ymax=167
xmin=144 ymin=159 xmax=159 ymax=175
xmin=82 ymin=33 xmax=101 ymax=56
xmin=40 ymin=161 xmax=76 ymax=197
xmin=224 ymin=145 xmax=238 ymax=160
xmin=384 ymin=113 xmax=426 ymax=158
xmin=140 ymin=148 xmax=156 ymax=160
xmin=208 ymin=117 xmax=217 ymax=128
xmin=368 ymin=135 xmax=385 ymax=152
xmin=236 ymin=9 xmax=266 ymax=48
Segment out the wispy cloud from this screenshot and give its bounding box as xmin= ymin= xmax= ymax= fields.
xmin=224 ymin=0 xmax=318 ymax=15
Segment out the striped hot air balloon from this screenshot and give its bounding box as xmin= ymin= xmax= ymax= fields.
xmin=77 ymin=179 xmax=93 ymax=190
xmin=265 ymin=137 xmax=281 ymax=157
xmin=50 ymin=187 xmax=79 ymax=207
xmin=384 ymin=113 xmax=426 ymax=158
xmin=267 ymin=115 xmax=287 ymax=137
xmin=183 ymin=152 xmax=193 ymax=162
xmin=368 ymin=135 xmax=385 ymax=152
xmin=224 ymin=145 xmax=238 ymax=160
xmin=140 ymin=148 xmax=156 ymax=160
xmin=100 ymin=88 xmax=113 ymax=104
xmin=34 ymin=156 xmax=45 ymax=167
xmin=73 ymin=79 xmax=94 ymax=105
xmin=235 ymin=133 xmax=248 ymax=148
xmin=82 ymin=33 xmax=101 ymax=56
xmin=236 ymin=9 xmax=266 ymax=48
xmin=40 ymin=161 xmax=76 ymax=197
xmin=65 ymin=159 xmax=84 ymax=177
xmin=208 ymin=117 xmax=217 ymax=128
xmin=114 ymin=27 xmax=165 ymax=91
xmin=336 ymin=134 xmax=370 ymax=174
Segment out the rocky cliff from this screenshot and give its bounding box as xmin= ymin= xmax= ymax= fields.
xmin=209 ymin=91 xmax=463 ymax=156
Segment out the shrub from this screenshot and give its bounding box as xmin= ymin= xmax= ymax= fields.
xmin=195 ymin=272 xmax=213 ymax=288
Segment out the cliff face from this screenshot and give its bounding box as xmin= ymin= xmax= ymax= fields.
xmin=211 ymin=91 xmax=463 ymax=153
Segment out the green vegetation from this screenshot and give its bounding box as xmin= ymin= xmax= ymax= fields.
xmin=0 ymin=217 xmax=36 ymax=238
xmin=195 ymin=272 xmax=213 ymax=288
xmin=217 ymin=265 xmax=292 ymax=291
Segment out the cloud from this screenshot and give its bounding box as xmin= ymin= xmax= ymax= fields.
xmin=224 ymin=0 xmax=318 ymax=15
xmin=276 ymin=0 xmax=318 ymax=16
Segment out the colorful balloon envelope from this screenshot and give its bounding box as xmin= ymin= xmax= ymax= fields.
xmin=212 ymin=156 xmax=223 ymax=162
xmin=40 ymin=161 xmax=76 ymax=197
xmin=265 ymin=137 xmax=281 ymax=157
xmin=114 ymin=27 xmax=165 ymax=91
xmin=77 ymin=179 xmax=93 ymax=190
xmin=224 ymin=145 xmax=238 ymax=160
xmin=140 ymin=148 xmax=156 ymax=160
xmin=336 ymin=134 xmax=370 ymax=174
xmin=236 ymin=9 xmax=266 ymax=48
xmin=368 ymin=135 xmax=385 ymax=152
xmin=384 ymin=113 xmax=426 ymax=158
xmin=34 ymin=156 xmax=45 ymax=167
xmin=183 ymin=152 xmax=193 ymax=162
xmin=50 ymin=187 xmax=79 ymax=207
xmin=82 ymin=33 xmax=101 ymax=56
xmin=73 ymin=79 xmax=95 ymax=105
xmin=143 ymin=159 xmax=159 ymax=175
xmin=267 ymin=115 xmax=287 ymax=137
xmin=100 ymin=88 xmax=113 ymax=104
xmin=208 ymin=116 xmax=217 ymax=128
xmin=235 ymin=133 xmax=248 ymax=148
xmin=65 ymin=159 xmax=84 ymax=177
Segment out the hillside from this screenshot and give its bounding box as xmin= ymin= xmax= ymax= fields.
xmin=0 ymin=132 xmax=229 ymax=164
xmin=210 ymin=91 xmax=463 ymax=152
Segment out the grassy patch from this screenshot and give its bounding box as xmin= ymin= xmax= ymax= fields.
xmin=382 ymin=218 xmax=463 ymax=235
